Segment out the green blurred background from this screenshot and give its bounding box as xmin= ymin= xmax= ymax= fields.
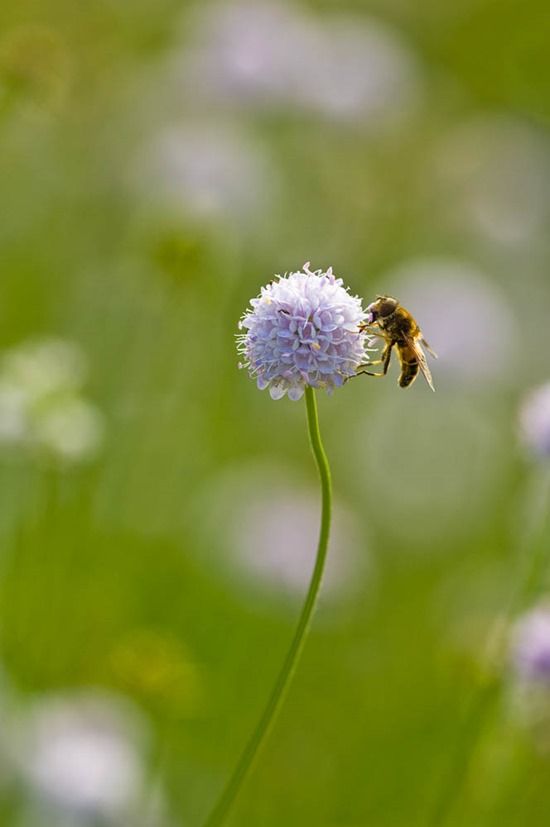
xmin=0 ymin=0 xmax=550 ymax=824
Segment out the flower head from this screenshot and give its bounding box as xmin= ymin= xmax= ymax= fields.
xmin=13 ymin=691 xmax=147 ymax=819
xmin=0 ymin=338 xmax=104 ymax=464
xmin=237 ymin=263 xmax=368 ymax=400
xmin=519 ymin=382 xmax=550 ymax=459
xmin=182 ymin=2 xmax=420 ymax=126
xmin=511 ymin=606 xmax=550 ymax=683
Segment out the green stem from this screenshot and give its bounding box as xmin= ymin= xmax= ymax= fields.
xmin=204 ymin=386 xmax=332 ymax=827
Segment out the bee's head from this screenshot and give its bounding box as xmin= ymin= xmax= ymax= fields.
xmin=365 ymin=295 xmax=398 ymax=324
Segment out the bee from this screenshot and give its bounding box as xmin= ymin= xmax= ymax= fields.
xmin=358 ymin=295 xmax=437 ymax=391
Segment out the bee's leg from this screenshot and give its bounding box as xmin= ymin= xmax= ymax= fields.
xmin=360 ymin=326 xmax=388 ymax=341
xmin=354 ymin=358 xmax=381 ymax=376
xmin=356 ymin=342 xmax=393 ymax=378
xmin=355 ymin=370 xmax=384 ymax=378
xmin=350 ymin=358 xmax=383 ymax=380
xmin=381 ymin=342 xmax=393 ymax=374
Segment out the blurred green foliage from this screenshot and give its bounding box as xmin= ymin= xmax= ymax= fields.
xmin=0 ymin=0 xmax=550 ymax=825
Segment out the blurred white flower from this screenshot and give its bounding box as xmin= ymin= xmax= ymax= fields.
xmin=380 ymin=258 xmax=518 ymax=386
xmin=13 ymin=691 xmax=147 ymax=821
xmin=2 ymin=338 xmax=86 ymax=396
xmin=180 ymin=1 xmax=421 ymax=125
xmin=0 ymin=338 xmax=104 ymax=463
xmin=436 ymin=116 xmax=550 ymax=246
xmin=33 ymin=397 xmax=104 ymax=461
xmin=519 ymin=382 xmax=550 ymax=459
xmin=231 ymin=491 xmax=365 ymax=600
xmin=511 ymin=606 xmax=550 ymax=684
xmin=295 ymin=16 xmax=420 ymax=124
xmin=507 ymin=604 xmax=550 ymax=750
xmin=136 ymin=121 xmax=275 ymax=226
xmin=181 ymin=1 xmax=309 ymax=106
xmin=0 ymin=383 xmax=27 ymax=443
xmin=195 ymin=462 xmax=369 ymax=605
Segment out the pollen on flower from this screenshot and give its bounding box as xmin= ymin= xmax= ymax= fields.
xmin=237 ymin=263 xmax=370 ymax=400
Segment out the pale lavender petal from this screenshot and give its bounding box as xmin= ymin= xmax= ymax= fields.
xmin=237 ymin=264 xmax=369 ymax=401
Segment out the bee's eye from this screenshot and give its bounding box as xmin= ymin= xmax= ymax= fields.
xmin=378 ymin=301 xmax=395 ymax=318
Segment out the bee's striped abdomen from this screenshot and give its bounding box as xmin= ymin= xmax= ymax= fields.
xmin=399 ymin=362 xmax=419 ymax=387
xmin=397 ymin=343 xmax=419 ymax=388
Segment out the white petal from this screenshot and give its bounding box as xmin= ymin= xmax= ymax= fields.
xmin=269 ymin=383 xmax=287 ymax=400
xmin=287 ymin=385 xmax=305 ymax=401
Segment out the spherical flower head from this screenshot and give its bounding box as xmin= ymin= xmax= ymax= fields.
xmin=511 ymin=606 xmax=550 ymax=683
xmin=237 ymin=263 xmax=369 ymax=400
xmin=15 ymin=692 xmax=147 ymax=819
xmin=519 ymin=382 xmax=550 ymax=459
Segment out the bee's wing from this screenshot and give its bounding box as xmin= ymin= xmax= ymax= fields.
xmin=421 ymin=337 xmax=438 ymax=359
xmin=405 ymin=335 xmax=435 ymax=392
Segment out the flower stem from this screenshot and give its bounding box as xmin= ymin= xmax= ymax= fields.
xmin=203 ymin=386 xmax=332 ymax=827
